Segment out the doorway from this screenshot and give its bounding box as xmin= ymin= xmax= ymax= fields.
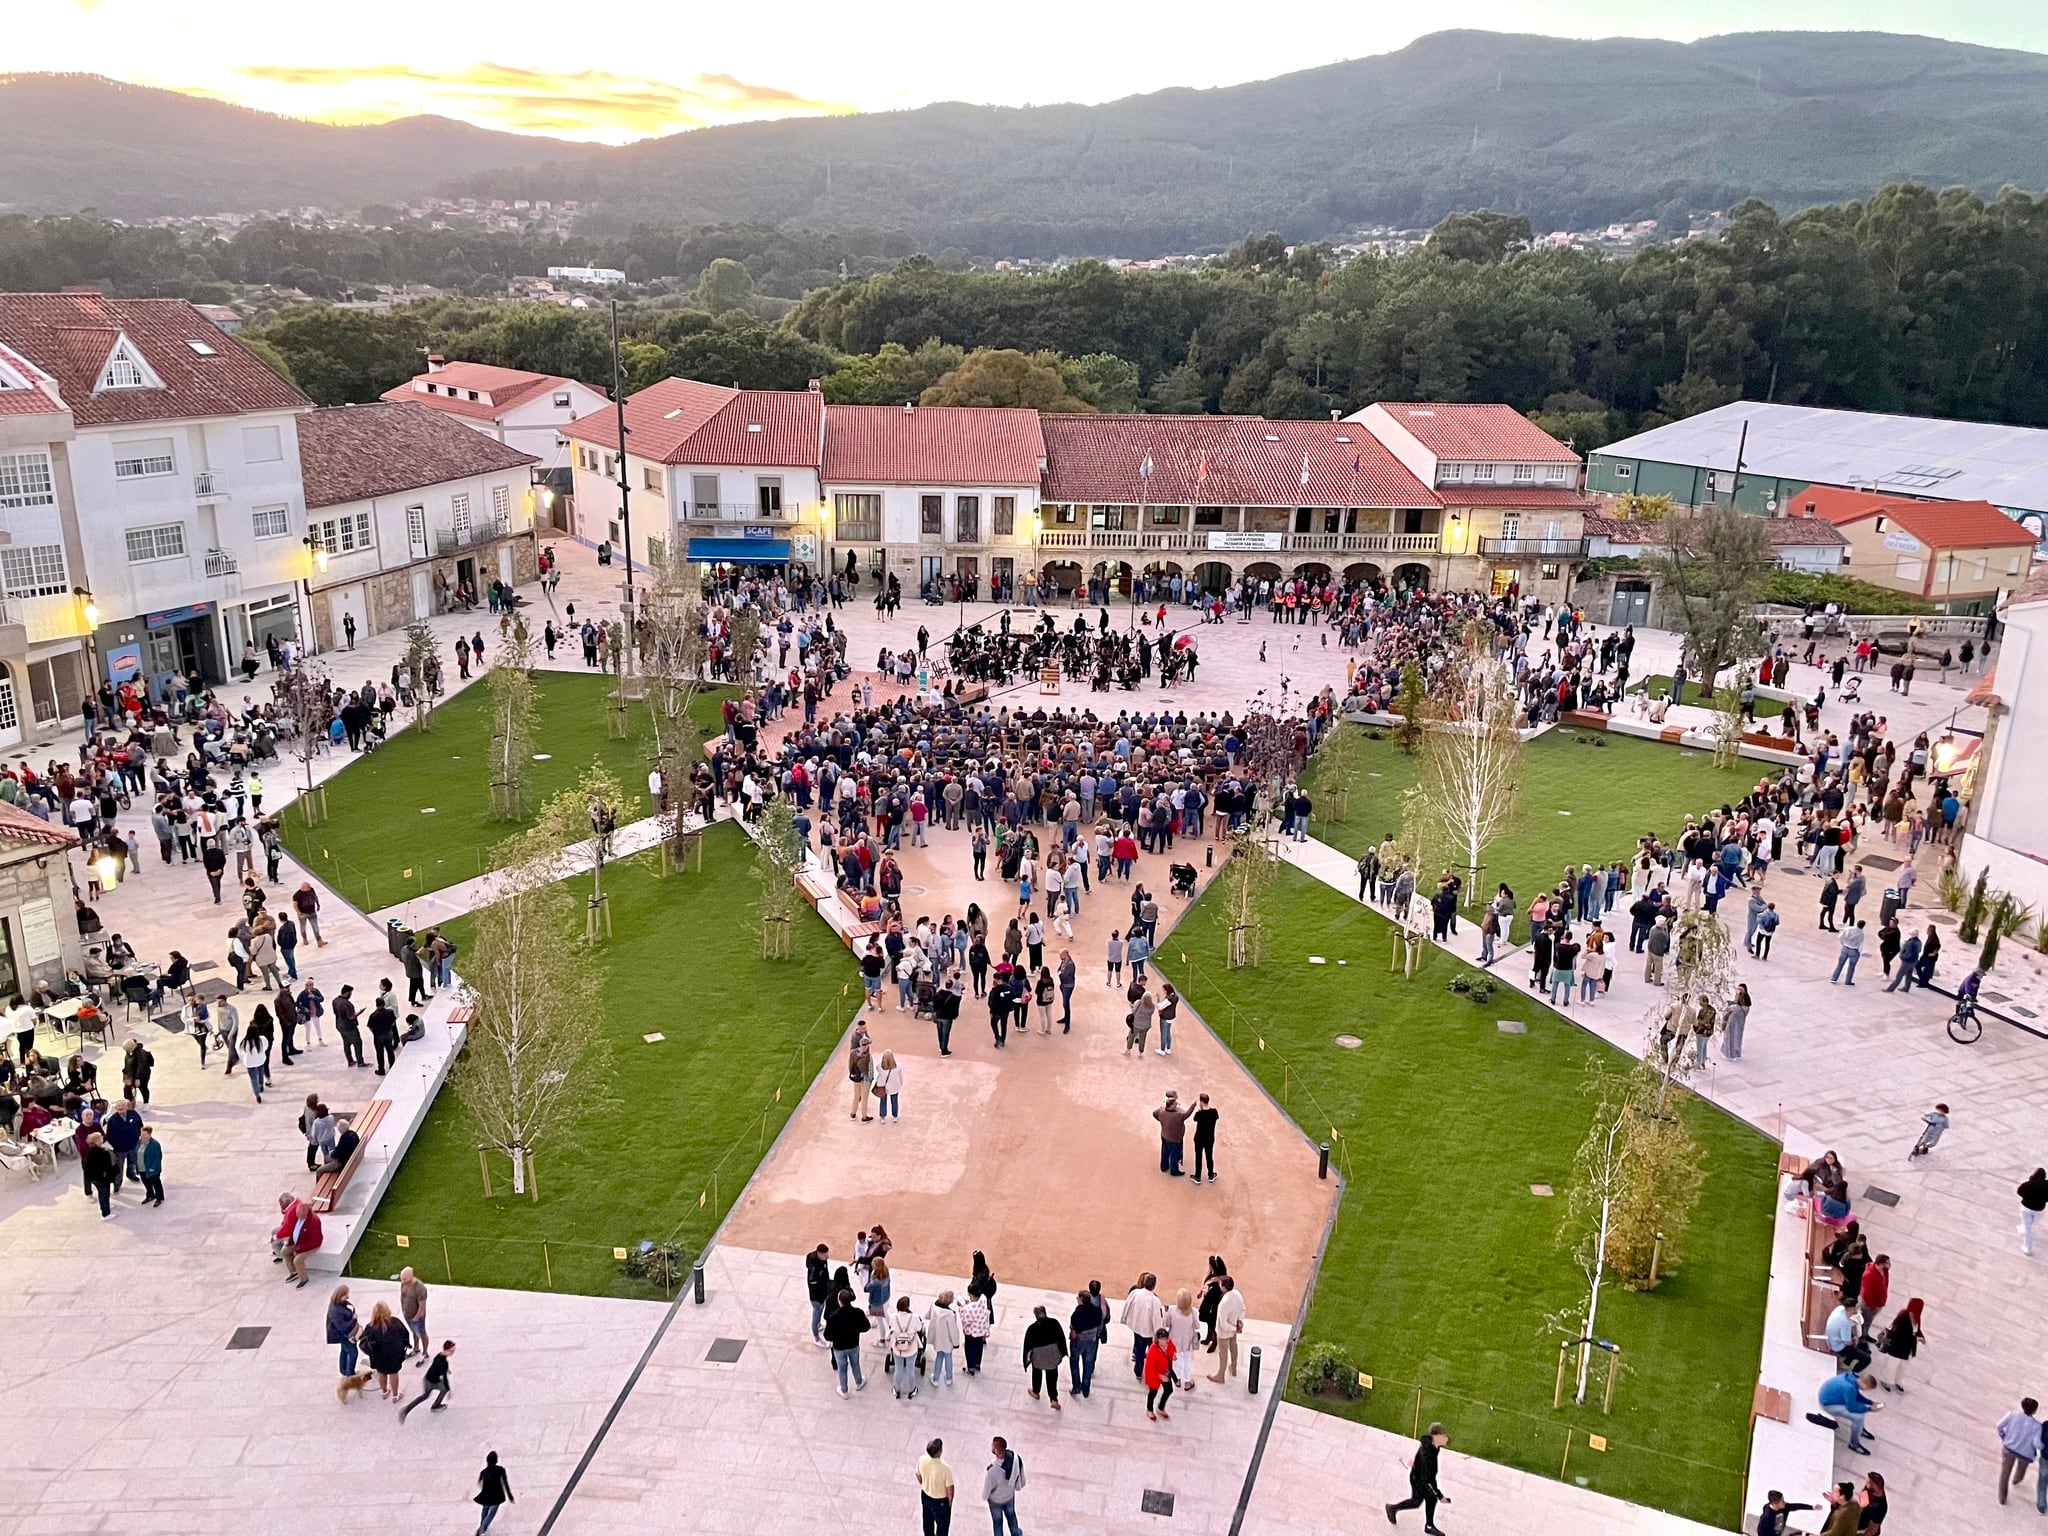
xmin=1609 ymin=580 xmax=1651 ymax=627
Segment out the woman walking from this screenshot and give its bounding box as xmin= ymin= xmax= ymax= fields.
xmin=1106 ymin=930 xmax=1124 ymax=986
xmin=1034 ymin=967 xmax=1056 ymax=1034
xmin=886 ymin=1295 xmax=923 ymax=1399
xmin=326 ymin=1284 xmax=362 ymax=1380
xmin=1025 ymin=913 xmax=1045 ymax=972
xmin=472 ymin=1452 xmax=514 ymax=1534
xmin=1167 ymin=1287 xmax=1200 ymax=1393
xmin=1021 ymin=1304 xmax=1067 ymax=1412
xmin=1144 ymin=1327 xmax=1177 ymax=1421
xmin=1873 ymin=1300 xmax=1923 ymax=1393
xmin=363 ymin=1300 xmax=409 ymax=1400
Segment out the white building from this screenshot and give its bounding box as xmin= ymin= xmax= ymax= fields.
xmin=381 ymin=357 xmax=606 ymax=530
xmin=296 ymin=402 xmax=538 ymax=649
xmin=0 ymin=292 xmax=312 ymax=698
xmin=562 ymin=378 xmax=825 ymax=574
xmin=546 ymin=266 xmax=626 ymax=286
xmin=1960 ymin=566 xmax=2048 ymax=923
xmin=0 ymin=340 xmax=90 ymax=742
xmin=820 ymin=403 xmax=1045 ymax=599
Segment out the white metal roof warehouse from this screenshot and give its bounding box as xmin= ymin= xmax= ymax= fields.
xmin=1586 ymin=402 xmax=2048 ymax=532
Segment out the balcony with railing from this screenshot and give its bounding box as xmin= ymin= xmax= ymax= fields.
xmin=1038 ymin=527 xmax=1441 ymax=556
xmin=433 ymin=516 xmax=513 ymax=555
xmin=193 ymin=471 xmax=229 ymax=502
xmin=1476 ymin=536 xmax=1591 ymax=558
xmin=687 ymin=502 xmax=799 ymax=524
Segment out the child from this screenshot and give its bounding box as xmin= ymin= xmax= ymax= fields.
xmin=1909 ymin=1102 xmax=1950 ymax=1159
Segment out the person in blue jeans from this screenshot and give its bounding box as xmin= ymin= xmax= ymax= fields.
xmin=823 ymin=1288 xmax=869 ymax=1397
xmin=983 ymin=1439 xmax=1025 ymax=1536
xmin=1831 ymin=923 xmax=1866 ymax=985
xmin=1818 ymin=1367 xmax=1879 ymax=1453
xmin=1068 ymin=1285 xmax=1106 ymax=1399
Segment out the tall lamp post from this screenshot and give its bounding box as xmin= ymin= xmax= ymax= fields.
xmin=75 ymin=588 xmax=100 ymax=692
xmin=299 ymin=535 xmax=329 ymax=656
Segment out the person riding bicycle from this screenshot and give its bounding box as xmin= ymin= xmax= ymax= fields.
xmin=1956 ymin=968 xmax=1983 ymax=1011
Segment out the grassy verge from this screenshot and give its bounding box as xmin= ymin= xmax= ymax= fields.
xmin=354 ymin=822 xmax=853 ymax=1297
xmin=278 ymin=672 xmax=728 ymax=910
xmin=1164 ymin=867 xmax=1774 ymax=1528
xmin=1309 ymin=724 xmax=1745 ymax=940
xmin=1637 ymin=675 xmax=1787 ymax=717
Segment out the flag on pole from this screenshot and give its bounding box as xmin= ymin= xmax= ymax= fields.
xmin=1353 ymin=454 xmax=1362 ymax=474
xmin=1196 ymin=452 xmax=1209 ymax=484
xmin=1300 ymin=452 xmax=1312 ymax=488
xmin=1139 ymin=454 xmax=1155 ymax=481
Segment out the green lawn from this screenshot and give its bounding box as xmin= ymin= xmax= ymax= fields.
xmin=1165 ymin=868 xmax=1775 ymax=1528
xmin=354 ymin=823 xmax=852 ymax=1297
xmin=1309 ymin=725 xmax=1746 ymax=942
xmin=278 ymin=672 xmax=728 ymax=910
xmin=1637 ymin=675 xmax=1787 ymax=717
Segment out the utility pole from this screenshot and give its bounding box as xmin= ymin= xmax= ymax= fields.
xmin=610 ymin=299 xmax=636 ymax=640
xmin=1727 ymin=418 xmax=1749 ymax=511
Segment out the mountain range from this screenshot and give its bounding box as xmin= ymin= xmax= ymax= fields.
xmin=6 ymin=30 xmax=2048 ymax=255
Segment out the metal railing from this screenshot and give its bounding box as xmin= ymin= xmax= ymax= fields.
xmin=1478 ymin=537 xmax=1592 ymax=558
xmin=687 ymin=503 xmax=796 ymax=523
xmin=432 ymin=518 xmax=511 ymax=555
xmin=1039 ymin=528 xmax=1440 ymax=555
xmin=193 ymin=471 xmax=228 ymax=500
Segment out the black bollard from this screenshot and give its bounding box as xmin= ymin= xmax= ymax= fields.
xmin=1247 ymin=1345 xmax=1262 ymax=1395
xmin=692 ymin=1260 xmax=706 ymax=1304
xmin=1318 ymin=1141 xmax=1331 ymax=1180
xmin=1206 ymin=843 xmax=1215 ymax=868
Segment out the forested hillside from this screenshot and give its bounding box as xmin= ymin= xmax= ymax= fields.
xmin=233 ymin=187 xmax=2048 ymax=445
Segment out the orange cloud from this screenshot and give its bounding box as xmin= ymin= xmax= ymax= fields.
xmin=222 ymin=61 xmax=855 ymax=142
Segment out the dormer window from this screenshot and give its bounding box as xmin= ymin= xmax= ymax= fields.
xmin=467 ymin=390 xmax=481 ymax=401
xmin=102 ymin=352 xmax=148 ymax=390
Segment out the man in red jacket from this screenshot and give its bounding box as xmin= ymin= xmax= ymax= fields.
xmin=1857 ymin=1254 xmax=1890 ymax=1337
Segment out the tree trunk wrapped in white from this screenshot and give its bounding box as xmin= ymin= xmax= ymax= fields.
xmin=1408 ymin=631 xmax=1523 ymax=907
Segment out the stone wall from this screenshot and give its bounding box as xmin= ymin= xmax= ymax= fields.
xmin=0 ymin=840 xmax=84 ymax=993
xmin=308 ymin=532 xmax=539 ymax=649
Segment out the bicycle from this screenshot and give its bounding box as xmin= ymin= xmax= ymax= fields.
xmin=1946 ymin=994 xmax=1982 ymax=1045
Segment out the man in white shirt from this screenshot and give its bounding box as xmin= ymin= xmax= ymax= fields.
xmin=1208 ymin=1277 xmax=1246 ymax=1384
xmin=1120 ymin=1273 xmax=1167 ymax=1381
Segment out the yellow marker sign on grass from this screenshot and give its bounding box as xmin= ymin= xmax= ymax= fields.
xmin=1357 ymin=1372 xmax=1373 ymax=1390
xmin=613 ymin=1247 xmax=628 ymax=1261
xmin=1587 ymin=1435 xmax=1608 ymax=1452
xmin=395 ymin=1234 xmax=410 ymax=1248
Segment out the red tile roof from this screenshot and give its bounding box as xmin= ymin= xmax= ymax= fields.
xmin=380 ymin=361 xmax=574 ymax=423
xmin=0 ymin=292 xmax=308 ymax=426
xmin=823 ymin=404 xmax=1045 ymax=485
xmin=1792 ymin=485 xmax=2030 ymax=550
xmin=1366 ymin=403 xmax=1580 ymax=464
xmin=2009 ymin=565 xmax=2048 ymax=610
xmin=298 ymin=402 xmax=537 ymax=510
xmin=0 ymin=341 xmax=66 ymax=418
xmin=1041 ymin=415 xmax=1437 ymax=508
xmin=1436 ymin=486 xmax=1591 ymax=510
xmin=0 ymin=800 xmax=79 ymax=849
xmin=564 ymin=379 xmax=822 ymax=467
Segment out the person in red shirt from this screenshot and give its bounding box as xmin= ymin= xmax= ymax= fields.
xmin=1144 ymin=1328 xmax=1177 ymax=1421
xmin=1858 ymin=1254 xmax=1890 ymax=1335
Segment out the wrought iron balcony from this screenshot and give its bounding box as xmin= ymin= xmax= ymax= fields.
xmin=1477 ymin=537 xmax=1591 ymax=558
xmin=193 ymin=471 xmax=229 ymax=502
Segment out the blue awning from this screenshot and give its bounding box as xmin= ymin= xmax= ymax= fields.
xmin=687 ymin=537 xmax=791 ymax=564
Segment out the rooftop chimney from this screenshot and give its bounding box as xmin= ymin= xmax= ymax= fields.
xmin=904 ymin=401 xmax=915 ymax=414
xmin=426 ymin=354 xmax=447 ymax=372
xmin=808 ymin=378 xmax=822 ymax=392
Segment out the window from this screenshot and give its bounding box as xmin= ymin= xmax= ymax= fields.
xmin=1473 ymin=463 xmax=1495 ymax=482
xmin=1150 ymin=505 xmax=1184 ymax=526
xmin=1611 ymin=463 xmax=1632 ymax=481
xmin=993 ymin=496 xmax=1016 ymax=535
xmin=1513 ymin=463 xmax=1534 ymax=482
xmin=124 ymin=523 xmax=187 ymax=563
xmin=602 ymin=454 xmax=615 ymax=478
xmin=643 ymin=467 xmax=661 ymax=494
xmin=834 ymin=493 xmax=880 ymax=541
xmin=1439 ymin=462 xmax=1462 ymax=483
xmin=1545 ymin=464 xmax=1568 ymax=483
xmin=466 ymin=390 xmax=480 ymax=402
xmin=756 ymin=477 xmax=783 ymax=517
xmin=185 ymin=339 xmax=217 ymax=356
xmin=251 ymin=505 xmax=290 ymax=539
xmin=311 ymin=512 xmax=373 ymax=554
xmin=1501 ymin=515 xmax=1521 ymax=541
xmin=1540 ymin=562 xmax=1561 ymax=580
xmin=692 ymin=474 xmax=719 ymax=516
xmin=1194 ymin=506 xmax=1226 ymax=527
xmin=955 ymin=495 xmax=979 ymax=541
xmin=0 ymin=450 xmax=54 ymax=509
xmin=0 ymin=674 xmax=18 ymax=734
xmin=407 ymin=504 xmax=427 ymax=556
xmin=920 ymin=494 xmax=943 ymax=535
xmin=2011 ymin=553 xmax=2026 ymax=578
xmin=1895 ymin=554 xmax=1926 ymax=582
xmin=492 ymin=484 xmax=513 ymax=529
xmin=113 ymin=438 xmax=175 ymax=479
xmin=0 ymin=544 xmax=67 ymax=597
xmin=1703 ymin=471 xmax=1721 ymax=496
xmin=451 ymin=493 xmax=472 ymax=539
xmin=552 ymin=391 xmax=572 ymax=408
xmin=242 ymin=425 xmax=282 ymax=463
xmin=100 ymin=349 xmax=149 ymax=390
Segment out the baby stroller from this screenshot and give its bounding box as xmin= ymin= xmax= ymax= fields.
xmin=1169 ymin=862 xmax=1199 ymax=898
xmin=1839 ymin=674 xmax=1862 ymax=703
xmin=912 ymin=975 xmax=937 ymax=1020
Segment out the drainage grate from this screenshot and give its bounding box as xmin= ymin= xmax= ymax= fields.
xmin=1863 ymin=1186 xmax=1900 ymax=1208
xmin=2017 ymin=1006 xmax=2039 ymax=1020
xmin=1141 ymin=1491 xmax=1175 ymax=1517
xmin=704 ymin=1337 xmax=747 ymax=1364
xmin=226 ymin=1326 xmax=271 ymax=1350
xmin=1497 ymin=1020 xmax=1527 ymax=1034
xmin=1859 ymin=855 xmax=1902 ymax=871
xmin=1983 ymin=991 xmax=2011 ymax=1004
xmin=190 ymin=960 xmax=221 ymax=973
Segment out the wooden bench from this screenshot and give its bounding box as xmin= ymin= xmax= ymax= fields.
xmin=312 ymin=1098 xmax=390 ymax=1213
xmin=832 ymin=888 xmax=888 ymax=942
xmin=1752 ymin=1383 xmax=1793 ymax=1424
xmin=1559 ymin=709 xmax=1611 ymax=730
xmin=1776 ymin=1152 xmax=1848 ymax=1352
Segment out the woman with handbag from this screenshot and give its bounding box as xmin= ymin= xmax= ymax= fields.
xmin=885 ymin=1295 xmax=923 ymax=1400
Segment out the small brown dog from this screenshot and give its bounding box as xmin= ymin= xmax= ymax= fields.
xmin=335 ymin=1371 xmax=374 ymax=1403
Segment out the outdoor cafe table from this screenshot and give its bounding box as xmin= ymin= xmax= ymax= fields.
xmin=31 ymin=1117 xmax=78 ymax=1157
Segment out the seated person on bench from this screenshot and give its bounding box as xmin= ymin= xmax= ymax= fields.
xmin=317 ymin=1124 xmax=360 ymax=1175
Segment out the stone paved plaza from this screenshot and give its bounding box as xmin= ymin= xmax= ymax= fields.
xmin=0 ymin=540 xmax=2030 ymax=1536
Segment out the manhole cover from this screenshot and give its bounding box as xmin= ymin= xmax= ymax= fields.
xmin=1333 ymin=1034 xmax=1362 ymax=1049
xmin=1863 ymin=1186 xmax=1900 ymax=1208
xmin=2016 ymin=1006 xmax=2039 ymax=1019
xmin=226 ymin=1326 xmax=270 ymax=1350
xmin=1530 ymin=1184 xmax=1554 ymax=1197
xmin=904 ymin=884 xmax=929 ymax=897
xmin=1497 ymin=1020 xmax=1527 ymax=1034
xmin=1984 ymin=991 xmax=2011 ymax=1004
xmin=705 ymin=1338 xmax=747 ymax=1364
xmin=1141 ymin=1491 xmax=1176 ymax=1517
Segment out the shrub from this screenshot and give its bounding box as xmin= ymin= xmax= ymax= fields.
xmin=1292 ymin=1340 xmax=1366 ymax=1399
xmin=620 ymin=1240 xmax=687 ymax=1292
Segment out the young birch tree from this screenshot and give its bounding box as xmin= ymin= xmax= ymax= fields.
xmin=536 ymin=759 xmax=640 ymax=934
xmin=1409 ymin=631 xmax=1523 ymax=907
xmin=754 ymin=797 xmax=806 ymax=958
xmin=278 ymin=661 xmax=333 ymax=826
xmin=452 ymin=823 xmax=610 ymax=1198
xmin=401 ymin=619 xmax=441 ymax=733
xmin=486 ymin=616 xmax=539 ymax=820
xmin=1215 ymin=825 xmax=1280 ymax=968
xmin=638 ymin=553 xmax=711 ymax=864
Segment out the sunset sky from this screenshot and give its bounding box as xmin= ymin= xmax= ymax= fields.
xmin=24 ymin=0 xmax=2047 ymax=143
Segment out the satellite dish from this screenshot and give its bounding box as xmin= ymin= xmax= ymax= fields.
xmin=1766 ymin=498 xmax=1779 ymax=513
